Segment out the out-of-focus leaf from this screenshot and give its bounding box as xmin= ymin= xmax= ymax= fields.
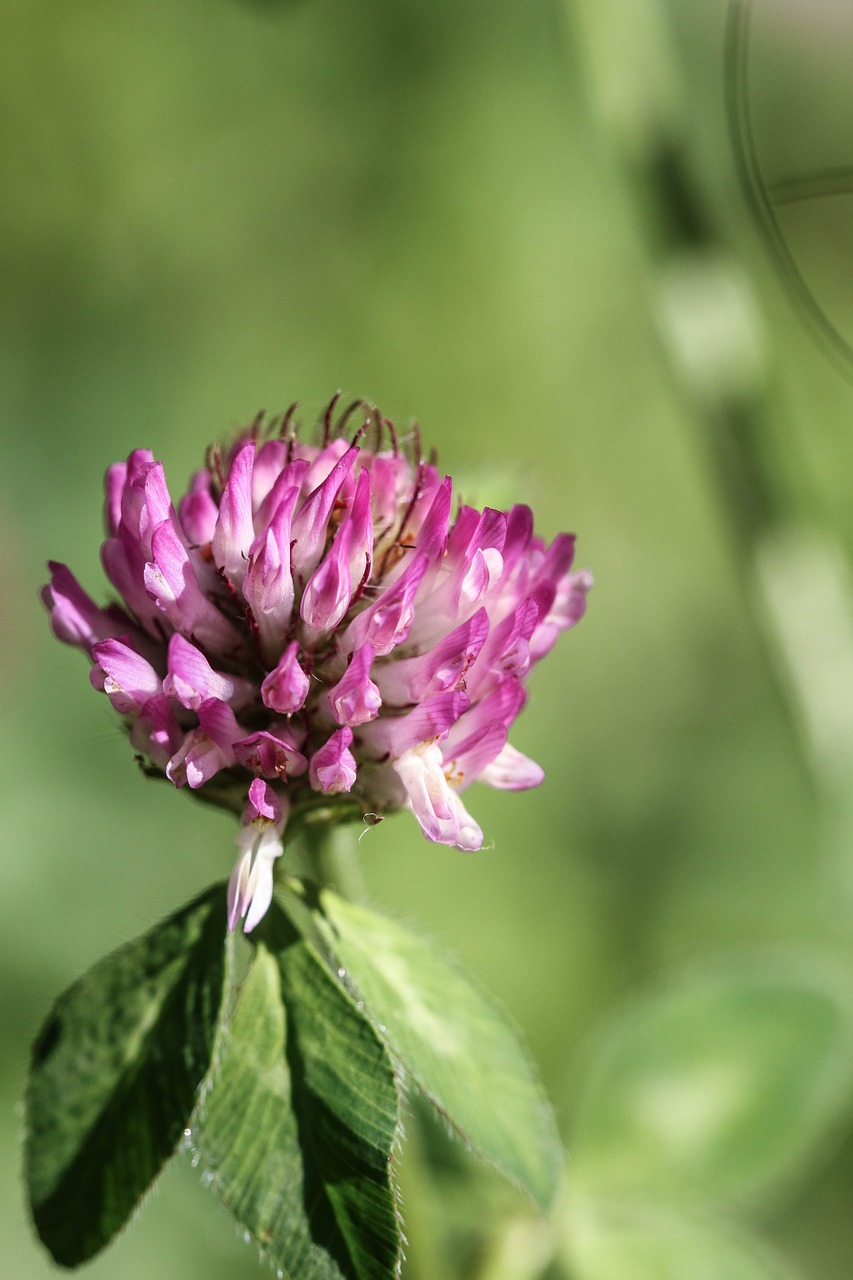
xmin=318 ymin=890 xmax=561 ymax=1210
xmin=565 ymin=1198 xmax=800 ymax=1280
xmin=194 ymin=904 xmax=401 ymax=1280
xmin=26 ymin=884 xmax=229 ymax=1267
xmin=570 ymin=958 xmax=853 ymax=1207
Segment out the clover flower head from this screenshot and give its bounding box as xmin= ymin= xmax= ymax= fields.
xmin=42 ymin=398 xmax=591 ymax=931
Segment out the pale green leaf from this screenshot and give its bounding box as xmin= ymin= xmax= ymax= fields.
xmin=26 ymin=884 xmax=229 ymax=1267
xmin=570 ymin=957 xmax=853 ymax=1206
xmin=565 ymin=1198 xmax=800 ymax=1280
xmin=318 ymin=890 xmax=561 ymax=1210
xmin=195 ymin=904 xmax=401 ymax=1280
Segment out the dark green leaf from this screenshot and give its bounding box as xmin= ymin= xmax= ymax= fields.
xmin=194 ymin=903 xmax=401 ymax=1280
xmin=26 ymin=884 xmax=230 ymax=1267
xmin=317 ymin=891 xmax=561 ymax=1210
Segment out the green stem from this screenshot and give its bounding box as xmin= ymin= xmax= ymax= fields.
xmin=283 ymin=817 xmax=369 ymax=904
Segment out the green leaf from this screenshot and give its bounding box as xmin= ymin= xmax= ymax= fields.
xmin=565 ymin=1199 xmax=800 ymax=1280
xmin=26 ymin=884 xmax=230 ymax=1267
xmin=570 ymin=957 xmax=853 ymax=1207
xmin=317 ymin=890 xmax=561 ymax=1210
xmin=194 ymin=904 xmax=401 ymax=1280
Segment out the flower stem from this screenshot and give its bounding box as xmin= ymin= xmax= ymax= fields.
xmin=288 ymin=819 xmax=369 ymax=904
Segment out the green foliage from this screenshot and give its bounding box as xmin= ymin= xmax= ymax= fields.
xmin=194 ymin=903 xmax=402 ymax=1280
xmin=559 ymin=957 xmax=853 ymax=1280
xmin=25 ymin=877 xmax=563 ymax=1277
xmin=318 ymin=890 xmax=562 ymax=1211
xmin=25 ymin=885 xmax=230 ymax=1268
xmin=566 ymin=1201 xmax=797 ymax=1280
xmin=570 ymin=960 xmax=853 ymax=1207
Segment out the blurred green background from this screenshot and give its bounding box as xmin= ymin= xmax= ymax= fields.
xmin=6 ymin=1 xmax=853 ymax=1276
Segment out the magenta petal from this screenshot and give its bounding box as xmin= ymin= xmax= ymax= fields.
xmin=234 ymin=729 xmax=308 ymax=780
xmin=502 ymin=504 xmax=535 ymax=570
xmin=364 ymin=689 xmax=469 ymax=758
xmin=290 ymin=446 xmax=358 ymax=578
xmin=197 ymin=698 xmax=244 ymax=748
xmin=166 ymin=699 xmax=242 ymax=789
xmin=227 ymin=786 xmax=288 ymax=933
xmin=300 ymin=523 xmax=353 ymax=635
xmin=212 ymin=440 xmax=256 ymax=590
xmin=375 ymin=608 xmax=490 ymax=704
xmin=309 ymin=726 xmax=357 ymax=794
xmin=42 ymin=563 xmax=131 ymax=654
xmin=477 ymin=742 xmax=544 ymax=791
xmin=91 ymin=639 xmax=162 ymax=714
xmin=302 ymin=436 xmax=351 ymax=492
xmin=342 ymin=551 xmax=429 ymax=656
xmin=393 ymin=741 xmax=483 ymax=850
xmin=130 ymin=694 xmax=183 ymax=769
xmin=167 ymin=730 xmax=227 ymax=789
xmin=164 ymin=633 xmax=253 ymax=710
xmin=179 ymin=472 xmax=219 ymax=546
xmin=101 ymin=533 xmax=162 ymax=634
xmin=261 ymin=641 xmax=310 ymax=715
xmin=467 ymin=597 xmax=539 ymax=697
xmin=414 ymin=475 xmax=452 ymax=561
xmin=255 ymin=458 xmax=310 ymax=531
xmin=367 ymin=454 xmax=409 ymax=529
xmin=441 ymin=679 xmax=526 ymax=765
xmin=325 ymin=643 xmax=381 ymax=727
xmin=246 ymin=777 xmax=282 ymax=822
xmin=140 ymin=463 xmax=182 ymax=550
xmin=441 ymin=723 xmax=507 ymax=790
xmin=252 ymin=439 xmax=288 ymax=509
xmin=243 ymin=491 xmax=298 ymax=663
xmin=344 ymin=468 xmax=374 ymax=588
xmin=145 ymin=520 xmax=241 ymax=651
xmin=104 ymin=461 xmax=131 ymax=538
xmin=529 ymin=568 xmax=593 ymax=660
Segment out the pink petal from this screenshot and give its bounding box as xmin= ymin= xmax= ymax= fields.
xmin=529 ymin=568 xmax=593 ymax=660
xmin=261 ymin=641 xmax=310 ymax=715
xmin=130 ymin=694 xmax=184 ymax=769
xmin=179 ymin=471 xmax=219 ymax=546
xmin=300 ymin=522 xmax=353 ymax=635
xmin=363 ymin=690 xmax=469 ymax=758
xmin=227 ymin=786 xmax=288 ymax=933
xmin=91 ymin=639 xmax=162 ymax=714
xmin=477 ymin=742 xmax=544 ymax=791
xmin=309 ymin=727 xmax=357 ymax=794
xmin=393 ymin=742 xmax=483 ymax=850
xmin=441 ymin=724 xmax=507 ymax=790
xmin=164 ymin=633 xmax=254 ymax=710
xmin=243 ymin=490 xmax=298 ymax=662
xmin=374 ymin=608 xmax=490 ymax=705
xmin=325 ymin=643 xmax=382 ymax=727
xmin=41 ymin=562 xmax=135 ymax=654
xmin=341 ymin=551 xmax=429 ymax=656
xmin=212 ymin=440 xmax=256 ymax=590
xmin=145 ymin=520 xmax=241 ymax=652
xmin=290 ymin=446 xmax=358 ymax=579
xmin=245 ymin=777 xmax=283 ymax=823
xmin=234 ymin=728 xmax=308 ymax=780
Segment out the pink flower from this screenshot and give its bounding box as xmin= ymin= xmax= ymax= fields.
xmin=42 ymin=400 xmax=591 ymax=930
xmin=227 ymin=779 xmax=288 ymax=933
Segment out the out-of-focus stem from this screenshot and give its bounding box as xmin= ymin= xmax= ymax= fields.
xmin=566 ymin=0 xmax=853 ymax=807
xmin=569 ymin=0 xmax=781 ymax=547
xmin=288 ymin=818 xmax=369 ymax=902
